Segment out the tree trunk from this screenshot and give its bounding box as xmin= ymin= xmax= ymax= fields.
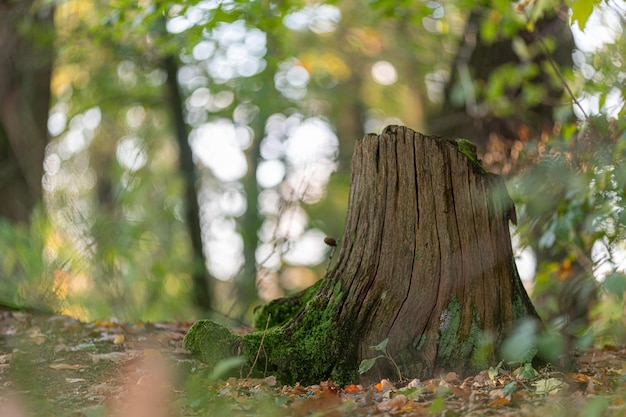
xmin=164 ymin=55 xmax=213 ymax=312
xmin=184 ymin=125 xmax=540 ymax=384
xmin=0 ymin=1 xmax=55 ymax=222
xmin=429 ymin=7 xmax=573 ymax=175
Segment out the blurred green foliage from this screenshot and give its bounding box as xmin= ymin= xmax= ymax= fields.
xmin=0 ymin=209 xmax=63 ymax=312
xmin=0 ymin=0 xmax=624 ymax=339
xmin=511 ymin=115 xmax=626 ymax=343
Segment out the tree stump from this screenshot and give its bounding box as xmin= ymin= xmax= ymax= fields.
xmin=184 ymin=125 xmax=540 ymax=384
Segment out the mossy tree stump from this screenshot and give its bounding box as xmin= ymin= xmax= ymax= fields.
xmin=184 ymin=125 xmax=540 ymax=384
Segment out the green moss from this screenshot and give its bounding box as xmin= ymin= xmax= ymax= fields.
xmin=436 ymin=297 xmax=462 ymax=363
xmin=465 ymin=312 xmax=489 ymax=370
xmin=183 ymin=320 xmax=242 ymax=369
xmin=436 ymin=297 xmax=490 ymax=373
xmin=185 ymin=280 xmax=359 ymax=385
xmin=253 ymin=279 xmax=324 ymax=330
xmin=455 ymin=138 xmax=486 ymax=174
xmin=242 ymin=279 xmax=356 ymax=385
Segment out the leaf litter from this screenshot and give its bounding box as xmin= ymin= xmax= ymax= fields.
xmin=1 ymin=309 xmax=626 ymax=416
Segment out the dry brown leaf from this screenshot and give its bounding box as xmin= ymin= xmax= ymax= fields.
xmin=89 ymin=352 xmax=131 ymax=364
xmin=377 ymin=393 xmax=407 ymax=412
xmin=444 ymin=372 xmax=460 ymax=383
xmin=488 ymin=388 xmax=505 ymax=400
xmin=290 ymin=389 xmax=343 ymax=417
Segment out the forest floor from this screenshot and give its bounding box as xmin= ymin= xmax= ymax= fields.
xmin=1 ymin=309 xmax=626 ymax=417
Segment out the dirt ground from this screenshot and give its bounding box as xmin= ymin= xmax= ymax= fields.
xmin=2 ymin=309 xmax=626 ymax=417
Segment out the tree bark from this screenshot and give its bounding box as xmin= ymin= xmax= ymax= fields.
xmin=164 ymin=55 xmax=213 ymax=312
xmin=0 ymin=1 xmax=55 ymax=222
xmin=429 ymin=7 xmax=573 ymax=174
xmin=184 ymin=125 xmax=540 ymax=384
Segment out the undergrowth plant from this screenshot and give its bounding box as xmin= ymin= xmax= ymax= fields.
xmin=358 ymin=338 xmax=405 ymax=382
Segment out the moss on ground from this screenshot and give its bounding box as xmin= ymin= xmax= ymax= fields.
xmin=185 ymin=279 xmax=358 ymax=385
xmin=183 ymin=320 xmax=242 ymax=369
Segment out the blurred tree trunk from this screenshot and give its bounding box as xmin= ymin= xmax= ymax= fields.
xmin=430 ymin=7 xmax=593 ymax=343
xmin=0 ymin=2 xmax=55 ymax=222
xmin=430 ymin=7 xmax=573 ymax=174
xmin=235 ymin=28 xmax=288 ymax=318
xmin=333 ymin=73 xmax=366 ymax=174
xmin=185 ymin=126 xmax=541 ymax=384
xmin=164 ymin=55 xmax=213 ymax=312
xmin=238 ymin=117 xmax=263 ymax=317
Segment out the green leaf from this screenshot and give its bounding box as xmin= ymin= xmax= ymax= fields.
xmin=503 ymin=381 xmax=518 ymax=394
xmin=519 ymin=348 xmax=539 ymax=365
xmin=488 ymin=366 xmax=499 ymax=382
xmin=398 ymin=386 xmax=421 ymax=399
xmin=371 ymin=337 xmax=389 ymax=353
xmin=488 ymin=360 xmax=503 ymax=382
xmin=358 ymin=356 xmax=382 ymax=374
xmin=603 ymin=272 xmax=626 ymax=299
xmin=207 ymin=356 xmax=246 ymax=382
xmin=570 ymin=0 xmax=600 ymax=30
xmin=582 ymin=397 xmax=610 ymax=417
xmin=429 ymin=396 xmax=445 ymax=414
xmin=518 ymin=362 xmax=537 ymax=379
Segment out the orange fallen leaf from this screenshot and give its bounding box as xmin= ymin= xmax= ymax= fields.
xmin=572 ymin=373 xmax=602 ymax=385
xmin=487 ymin=397 xmax=510 ymax=407
xmin=344 ymin=384 xmax=362 ymax=393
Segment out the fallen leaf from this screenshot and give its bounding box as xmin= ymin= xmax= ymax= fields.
xmin=290 ymin=389 xmax=342 ymax=417
xmin=89 ymin=352 xmax=131 ymax=364
xmin=444 ymin=372 xmax=459 ymax=383
xmin=264 ymin=375 xmax=277 ymax=386
xmin=406 ymin=378 xmax=422 ymax=388
xmin=488 ymin=388 xmax=505 ymax=400
xmin=344 ymin=384 xmax=362 ymax=393
xmin=379 ymin=378 xmax=395 ymax=393
xmin=572 ymin=373 xmax=602 ymax=385
xmin=49 ymin=363 xmax=83 ymax=370
xmin=533 ymin=378 xmax=569 ymax=395
xmin=377 ymin=394 xmax=407 ymax=411
xmin=488 ymin=397 xmax=510 ymax=407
